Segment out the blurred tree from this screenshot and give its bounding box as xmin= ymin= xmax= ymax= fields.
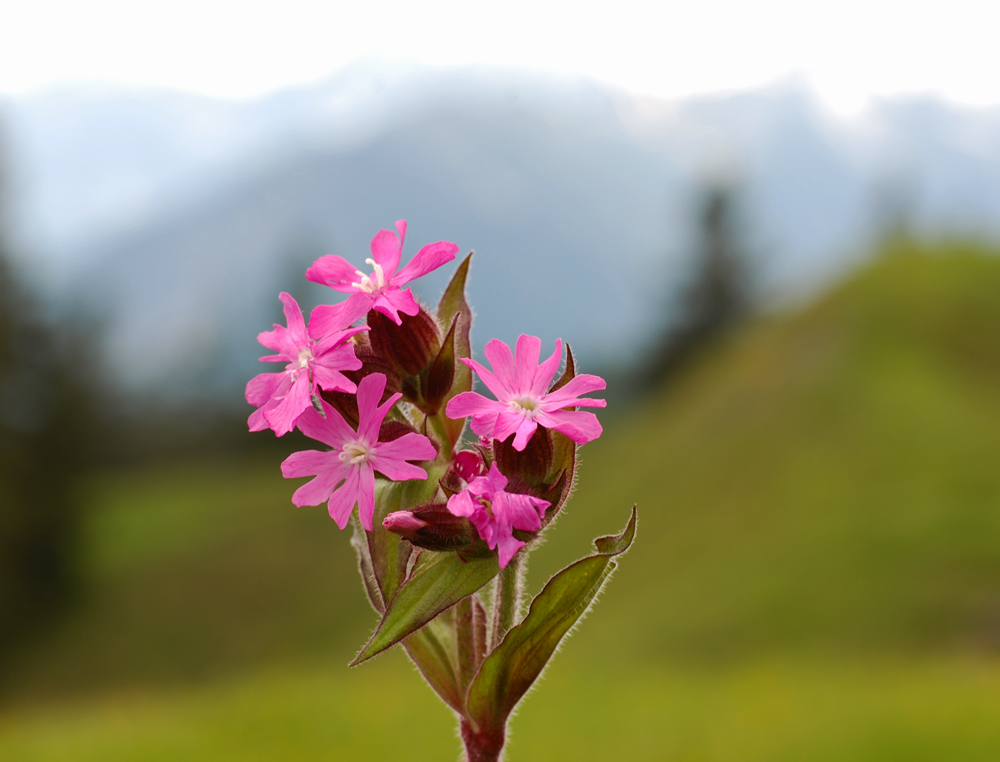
xmin=645 ymin=183 xmax=751 ymax=386
xmin=0 ymin=135 xmax=98 ymax=661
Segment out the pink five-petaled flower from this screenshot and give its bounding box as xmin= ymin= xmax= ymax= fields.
xmin=446 ymin=335 xmax=607 ymax=451
xmin=447 ymin=463 xmax=550 ymax=568
xmin=306 ymin=220 xmax=459 ymax=332
xmin=246 ymin=292 xmax=368 ymax=437
xmin=280 ymin=373 xmax=437 ymax=530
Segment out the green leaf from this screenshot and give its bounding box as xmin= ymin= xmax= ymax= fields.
xmin=466 ymin=506 xmax=638 ymax=734
xmin=351 ymin=516 xmax=383 ymax=613
xmin=423 ymin=316 xmax=457 ymax=417
xmin=351 ymin=551 xmax=499 ymax=665
xmin=367 ymin=474 xmax=441 ymax=604
xmin=402 ymin=610 xmax=465 ymax=713
xmin=436 ymin=253 xmax=473 ymax=447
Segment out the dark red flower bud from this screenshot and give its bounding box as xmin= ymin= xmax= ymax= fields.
xmin=383 ymin=502 xmax=490 ymax=557
xmin=494 ymin=428 xmax=554 ymax=487
xmin=367 ymin=306 xmax=441 ymax=377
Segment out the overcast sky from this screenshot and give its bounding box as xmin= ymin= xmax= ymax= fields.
xmin=2 ymin=0 xmax=998 ymax=115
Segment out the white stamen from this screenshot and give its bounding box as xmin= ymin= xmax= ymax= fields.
xmin=295 ymin=346 xmax=314 ymax=370
xmin=350 ymin=259 xmax=387 ymax=294
xmin=339 ymin=440 xmax=371 ymax=465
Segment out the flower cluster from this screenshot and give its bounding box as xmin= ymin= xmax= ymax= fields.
xmin=248 ymin=220 xmax=607 ymax=567
xmin=248 ymin=219 xmax=632 ymax=762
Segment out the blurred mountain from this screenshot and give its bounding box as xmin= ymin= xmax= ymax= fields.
xmin=3 ymin=64 xmax=1000 ymax=397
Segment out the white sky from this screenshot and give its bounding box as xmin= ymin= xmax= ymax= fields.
xmin=2 ymin=0 xmax=999 ymax=115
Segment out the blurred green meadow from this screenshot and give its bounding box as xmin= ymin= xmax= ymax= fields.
xmin=3 ymin=241 xmax=1000 ymax=760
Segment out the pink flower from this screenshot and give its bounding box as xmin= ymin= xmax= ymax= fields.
xmin=447 ymin=463 xmax=550 ymax=568
xmin=306 ymin=220 xmax=459 ymax=330
xmin=446 ymin=335 xmax=607 ymax=451
xmin=246 ymin=292 xmax=367 ymax=436
xmin=280 ymin=373 xmax=437 ymax=530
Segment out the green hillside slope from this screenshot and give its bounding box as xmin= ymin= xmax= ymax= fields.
xmin=3 ymin=241 xmax=1000 ymax=760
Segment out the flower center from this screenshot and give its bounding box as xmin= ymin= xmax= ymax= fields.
xmin=339 ymin=440 xmax=371 ymax=465
xmin=295 ymin=346 xmax=314 ymax=370
xmin=509 ymin=396 xmax=539 ymax=416
xmin=351 ymin=258 xmax=387 ymax=294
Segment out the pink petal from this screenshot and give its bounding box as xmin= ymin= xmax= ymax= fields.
xmin=393 ymin=241 xmax=459 ymax=286
xmin=542 ymin=374 xmax=608 ymax=408
xmin=278 ymin=292 xmax=308 ymax=346
xmin=295 ymin=400 xmax=357 ymax=449
xmin=459 ymin=358 xmax=512 ymax=402
xmin=513 ymin=335 xmax=542 ymax=394
xmin=494 ymin=491 xmax=548 ymax=533
xmin=306 ymin=255 xmax=363 ymax=293
xmin=447 ymin=490 xmax=480 ymax=519
xmin=312 ymin=324 xmax=367 ymax=355
xmin=372 ymin=288 xmax=420 ymax=325
xmin=356 ymin=374 xmax=403 ymax=444
xmin=282 ymin=448 xmax=343 ymax=479
xmin=484 ymin=463 xmax=509 ymax=493
xmin=492 ymin=409 xmax=529 ymax=447
xmin=309 ymin=296 xmax=372 ymax=339
xmin=510 ymin=417 xmax=539 ymax=451
xmin=264 ymin=373 xmax=313 ymax=436
xmin=246 ymin=372 xmax=286 ymax=406
xmin=371 ymin=432 xmax=436 ymax=470
xmin=256 ymin=325 xmax=290 ymax=357
xmin=467 ymin=410 xmax=501 ymax=439
xmin=530 ymin=339 xmax=563 ymax=398
xmin=482 ymin=339 xmax=517 ymax=397
xmin=369 ymin=221 xmax=406 ymax=276
xmin=248 ymin=405 xmax=272 ymax=432
xmin=446 ymin=392 xmax=504 ymax=421
xmin=496 ymin=531 xmax=525 ymax=569
xmin=326 ymin=467 xmax=361 ymax=529
xmin=311 ymin=365 xmax=356 ymax=394
xmin=356 ymin=465 xmax=377 ymax=531
xmin=534 ymin=408 xmax=603 ymax=445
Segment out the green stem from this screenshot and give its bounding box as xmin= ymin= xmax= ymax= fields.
xmin=489 ymin=554 xmax=522 ymax=652
xmin=426 ymin=412 xmax=454 ymax=459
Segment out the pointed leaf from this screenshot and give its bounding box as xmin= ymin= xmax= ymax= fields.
xmin=402 ymin=610 xmax=465 ymax=713
xmin=351 ymin=516 xmax=383 ymax=613
xmin=549 ymin=343 xmax=576 ymax=393
xmin=423 ymin=316 xmax=457 ymax=416
xmin=352 ymin=551 xmax=499 ymax=665
xmin=437 ymin=253 xmax=473 ymax=446
xmin=466 ymin=506 xmax=637 ymax=734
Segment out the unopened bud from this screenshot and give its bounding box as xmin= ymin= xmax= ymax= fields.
xmin=383 ymin=510 xmax=427 ymax=534
xmin=368 ymin=306 xmax=441 ymax=376
xmin=494 ymin=427 xmax=554 ymax=487
xmin=383 ymin=502 xmax=490 ymax=557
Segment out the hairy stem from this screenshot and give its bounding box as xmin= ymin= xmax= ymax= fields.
xmin=461 ymin=719 xmax=506 ymax=762
xmin=489 ymin=554 xmax=522 ymax=653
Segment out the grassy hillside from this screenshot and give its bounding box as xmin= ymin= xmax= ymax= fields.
xmin=3 ymin=241 xmax=1000 ymax=759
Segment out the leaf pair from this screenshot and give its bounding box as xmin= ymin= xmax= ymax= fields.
xmin=354 ymin=504 xmax=638 ymax=734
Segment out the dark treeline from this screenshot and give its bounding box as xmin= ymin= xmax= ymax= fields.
xmin=0 ymin=179 xmax=100 ymax=657
xmin=644 ymin=182 xmax=752 ymax=389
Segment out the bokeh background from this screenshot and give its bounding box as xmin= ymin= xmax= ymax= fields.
xmin=3 ymin=2 xmax=1000 ymax=759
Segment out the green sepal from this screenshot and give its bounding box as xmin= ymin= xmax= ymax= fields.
xmin=465 ymin=506 xmax=638 ymax=734
xmin=351 ymin=550 xmax=499 ymax=665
